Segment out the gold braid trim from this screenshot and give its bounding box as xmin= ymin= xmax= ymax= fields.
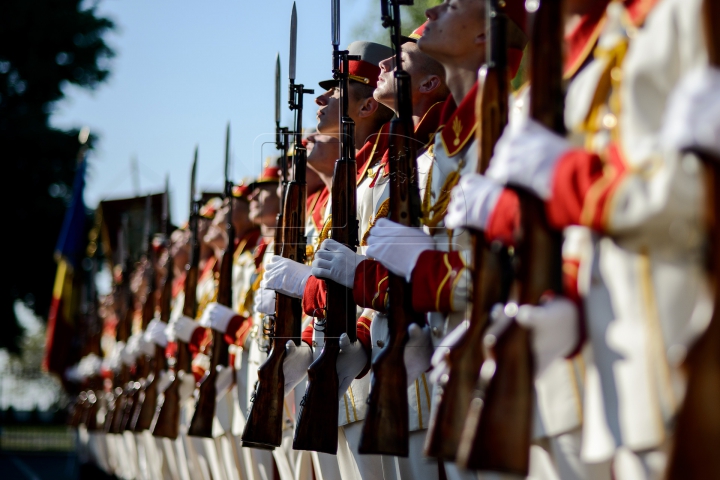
xmin=307 ymin=215 xmax=333 ymax=263
xmin=242 ymin=271 xmax=264 ymax=316
xmin=361 ymin=199 xmax=390 ymax=246
xmin=421 ymin=162 xmax=463 ymax=232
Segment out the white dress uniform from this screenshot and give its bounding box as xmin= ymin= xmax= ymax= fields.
xmin=552 ymin=2 xmax=712 ymax=478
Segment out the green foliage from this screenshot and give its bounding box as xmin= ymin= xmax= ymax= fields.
xmin=351 ymin=0 xmax=439 ymax=46
xmin=0 ymin=0 xmax=114 ymax=353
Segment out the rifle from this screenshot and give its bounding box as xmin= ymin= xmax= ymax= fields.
xmin=457 ymin=1 xmax=564 ymax=474
xmin=242 ymin=48 xmax=307 ymax=448
xmin=424 ymin=0 xmax=511 ymax=461
xmin=107 ymin=215 xmax=135 ymax=434
xmin=129 ymin=196 xmax=157 ymax=431
xmin=666 ymin=1 xmax=720 ymax=478
xmin=188 ymin=125 xmax=234 ymax=437
xmin=357 ymin=0 xmax=425 ymax=457
xmin=151 ymin=148 xmax=201 ymax=439
xmin=293 ymin=0 xmax=358 ymax=454
xmin=133 ymin=185 xmax=172 ymax=431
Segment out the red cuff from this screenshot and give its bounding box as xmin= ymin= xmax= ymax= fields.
xmin=301 ymin=323 xmax=314 ymax=347
xmin=302 ymin=276 xmax=328 ymax=318
xmin=355 ymin=316 xmax=373 ymax=379
xmin=189 ymin=327 xmax=209 ymax=356
xmin=352 ymin=259 xmax=390 ymax=313
xmin=165 ymin=341 xmax=178 ymax=360
xmin=485 ymin=188 xmax=520 ymax=246
xmin=411 ymin=250 xmax=466 ymax=313
xmin=224 ymin=315 xmax=251 ymax=346
xmin=547 ymin=144 xmax=627 ymax=232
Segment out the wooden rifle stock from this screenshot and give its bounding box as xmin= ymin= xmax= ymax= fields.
xmin=152 ymin=214 xmax=199 ymax=439
xmin=188 ymin=223 xmax=234 ymax=437
xmin=243 ymin=172 xmax=306 ymax=448
xmin=666 ymin=1 xmax=720 ymax=478
xmin=293 ymin=155 xmax=357 ymax=454
xmin=458 ymin=0 xmax=564 ymax=474
xmin=426 ymin=2 xmax=510 ymax=458
xmin=359 ymin=40 xmax=425 ymax=452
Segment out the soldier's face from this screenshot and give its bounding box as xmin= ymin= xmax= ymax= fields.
xmin=316 ymin=87 xmax=341 ymax=135
xmin=204 ymin=204 xmax=228 ymax=250
xmin=419 ymin=0 xmax=485 ymax=65
xmin=307 ymin=133 xmax=340 ymax=176
xmin=248 ymin=184 xmax=280 ymax=226
xmin=374 ymin=43 xmax=438 ymax=110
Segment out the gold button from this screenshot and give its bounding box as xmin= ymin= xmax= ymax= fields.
xmin=610 ymin=67 xmax=623 ymax=82
xmin=602 ymin=113 xmax=618 ymax=129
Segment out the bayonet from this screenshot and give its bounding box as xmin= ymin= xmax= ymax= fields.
xmin=224 ymin=122 xmax=231 ymax=195
xmin=275 ymin=54 xmax=282 ymax=125
xmin=331 ymin=0 xmax=340 ymax=47
xmin=162 ymin=175 xmax=170 ymax=237
xmin=289 ymin=2 xmax=297 ymax=82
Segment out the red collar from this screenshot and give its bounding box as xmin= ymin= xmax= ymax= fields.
xmin=172 ymin=274 xmax=185 ymax=298
xmin=253 ymin=238 xmax=271 ymax=270
xmin=234 ymin=228 xmax=260 ymax=257
xmin=564 ymin=0 xmax=659 ymax=78
xmin=310 ymin=187 xmax=331 ymax=233
xmin=439 ymin=81 xmax=479 ymax=157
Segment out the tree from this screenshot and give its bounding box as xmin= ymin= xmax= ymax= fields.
xmin=0 ymin=0 xmax=114 ymax=353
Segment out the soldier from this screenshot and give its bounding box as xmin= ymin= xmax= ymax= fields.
xmin=444 ymin=0 xmax=717 ymax=479
xmin=262 ymin=41 xmax=396 ymax=480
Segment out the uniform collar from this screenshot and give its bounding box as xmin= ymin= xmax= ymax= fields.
xmin=439 ymin=81 xmax=479 ymax=158
xmin=310 ymin=187 xmax=331 ymax=233
xmin=563 ymin=0 xmax=660 ymax=78
xmin=356 ymin=123 xmax=392 ymax=185
xmin=234 ymin=228 xmax=261 ymax=260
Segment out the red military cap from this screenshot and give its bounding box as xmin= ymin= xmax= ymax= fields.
xmin=401 ymin=21 xmax=428 ymax=44
xmin=232 ymin=181 xmax=252 ymax=199
xmin=318 ymin=41 xmax=394 ymax=90
xmin=199 ymin=197 xmax=222 ymax=219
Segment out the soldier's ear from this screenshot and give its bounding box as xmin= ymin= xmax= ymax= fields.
xmin=357 ymin=96 xmax=380 ymax=119
xmin=418 ymin=75 xmax=442 ymax=95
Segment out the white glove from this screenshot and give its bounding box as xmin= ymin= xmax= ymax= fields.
xmin=137 ymin=334 xmax=156 ymax=357
xmin=429 ymin=320 xmax=469 ymax=385
xmin=311 ymin=239 xmax=367 ymax=288
xmin=105 ymin=342 xmax=124 ymax=373
xmin=144 ymin=318 xmax=168 ymax=348
xmin=404 ymin=323 xmax=434 ymax=386
xmin=282 ymin=340 xmax=313 ymax=396
xmin=254 ymin=288 xmax=276 ymax=316
xmin=78 ymin=353 xmax=103 ymax=379
xmin=199 ymin=302 xmax=236 ymax=333
xmin=336 ymin=333 xmax=368 ymax=397
xmin=260 ymin=255 xmax=312 ymax=299
xmin=486 ymin=117 xmax=571 ymax=200
xmin=65 ymin=364 xmax=82 ymax=383
xmin=661 ymin=66 xmax=720 ymax=157
xmin=444 ymin=173 xmax=504 ymax=231
xmin=491 ymin=298 xmax=579 ymax=376
xmin=122 ymin=335 xmax=141 ymax=366
xmin=165 ymin=315 xmax=200 ymax=343
xmin=366 ymin=218 xmax=436 ymax=282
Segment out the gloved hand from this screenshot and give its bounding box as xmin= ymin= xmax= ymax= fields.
xmin=336 ymin=333 xmax=368 ymax=397
xmin=65 ymin=364 xmax=82 ymax=383
xmin=490 ymin=297 xmax=579 ymax=376
xmin=121 ymin=335 xmax=141 ymax=366
xmin=165 ymin=315 xmax=200 ymax=343
xmin=404 ymin=323 xmax=434 ymax=386
xmin=106 ymin=341 xmax=125 ymax=373
xmin=253 ymin=288 xmax=276 ymax=316
xmin=260 ymin=255 xmax=312 ymax=299
xmin=366 ymin=218 xmax=435 ymax=282
xmin=78 ymin=353 xmax=103 ymax=379
xmin=137 ymin=334 xmax=156 ymax=357
xmin=429 ymin=320 xmax=469 ymax=385
xmin=486 ymin=117 xmax=571 ymax=200
xmin=444 ymin=173 xmax=504 ymax=231
xmin=661 ymin=66 xmax=720 ymax=157
xmin=311 ymin=239 xmax=367 ymax=288
xmin=282 ymin=340 xmax=313 ymax=396
xmin=144 ymin=318 xmax=168 ymax=348
xmin=199 ymin=302 xmax=237 ymax=332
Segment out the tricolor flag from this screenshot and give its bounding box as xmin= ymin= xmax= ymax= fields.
xmin=43 ymin=154 xmax=88 ymax=379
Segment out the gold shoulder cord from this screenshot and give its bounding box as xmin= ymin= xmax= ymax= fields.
xmin=421 ymin=158 xmax=465 ymax=236
xmin=361 ymin=199 xmax=390 ymax=246
xmin=307 ymin=215 xmax=333 ymax=262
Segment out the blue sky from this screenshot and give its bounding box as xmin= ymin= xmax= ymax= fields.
xmin=51 ymin=0 xmax=382 ymax=222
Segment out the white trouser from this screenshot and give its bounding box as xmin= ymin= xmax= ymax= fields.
xmin=338 ymin=421 xmax=385 ymax=480
xmin=614 ymin=446 xmax=668 ymax=480
xmin=381 ymin=429 xmax=440 ymax=480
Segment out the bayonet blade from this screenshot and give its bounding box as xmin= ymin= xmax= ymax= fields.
xmin=289 ymin=2 xmax=297 ymax=81
xmin=191 ymin=146 xmax=198 ymax=209
xmin=224 ymin=122 xmax=231 ymax=189
xmin=143 ymin=195 xmax=152 ymax=253
xmin=275 ymin=53 xmax=282 ymax=124
xmin=331 ymin=0 xmax=340 ymax=47
xmin=162 ymin=174 xmax=170 ymax=235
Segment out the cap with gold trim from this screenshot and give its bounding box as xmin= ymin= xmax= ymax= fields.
xmin=199 ymin=197 xmax=222 ymax=219
xmin=318 ymin=41 xmax=393 ymax=90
